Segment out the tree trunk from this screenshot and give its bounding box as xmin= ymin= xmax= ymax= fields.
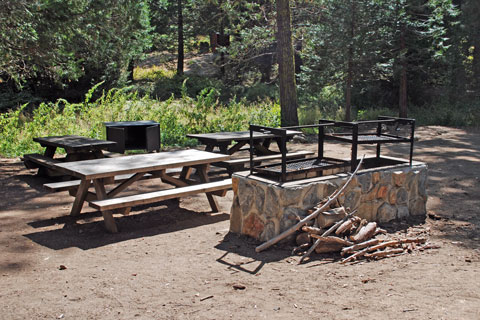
xmin=276 ymin=0 xmax=299 ymax=127
xmin=127 ymin=59 xmax=134 ymax=82
xmin=177 ymin=0 xmax=184 ymax=75
xmin=472 ymin=26 xmax=480 ymax=94
xmin=345 ymin=0 xmax=356 ymax=122
xmin=399 ymin=25 xmax=408 ymax=118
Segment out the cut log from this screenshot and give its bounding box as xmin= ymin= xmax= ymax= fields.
xmin=350 ymin=218 xmax=366 ymax=237
xmin=316 ymin=207 xmax=346 ymax=228
xmin=350 ymin=222 xmax=377 ymax=243
xmin=335 ymin=219 xmax=352 ymax=235
xmin=315 ymin=242 xmax=345 ymax=254
xmin=335 ymin=216 xmax=360 ymax=235
xmin=309 ymin=235 xmax=353 ymax=247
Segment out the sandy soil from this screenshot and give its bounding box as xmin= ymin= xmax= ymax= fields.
xmin=0 ymin=126 xmax=479 ymax=319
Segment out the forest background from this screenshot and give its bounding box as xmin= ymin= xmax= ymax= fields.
xmin=0 ymin=0 xmax=478 ymax=157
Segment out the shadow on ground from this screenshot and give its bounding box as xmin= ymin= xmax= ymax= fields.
xmin=24 ymin=200 xmax=229 ymax=251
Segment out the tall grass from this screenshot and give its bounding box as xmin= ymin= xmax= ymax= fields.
xmin=0 ymin=84 xmax=280 ymax=157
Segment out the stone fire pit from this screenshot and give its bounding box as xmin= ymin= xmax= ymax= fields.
xmin=229 ymin=156 xmax=427 ymax=242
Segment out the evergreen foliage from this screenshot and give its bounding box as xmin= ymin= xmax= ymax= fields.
xmin=1 ymin=0 xmax=479 ymax=155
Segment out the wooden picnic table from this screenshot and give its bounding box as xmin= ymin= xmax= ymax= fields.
xmin=49 ymin=149 xmax=231 ymax=232
xmin=23 ymin=135 xmax=117 ymax=177
xmin=187 ymin=130 xmax=300 ymax=155
xmin=186 ymin=130 xmax=312 ymax=174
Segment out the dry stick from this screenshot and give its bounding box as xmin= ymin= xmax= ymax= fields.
xmin=341 ymin=238 xmax=383 ymax=256
xmin=335 ymin=219 xmax=354 ymax=235
xmin=291 ymin=243 xmax=310 ymax=255
xmin=299 ymin=210 xmax=358 ymax=264
xmin=255 ymin=156 xmax=365 ymax=253
xmin=341 ymin=238 xmax=426 ymax=264
xmin=341 ymin=241 xmax=399 ymax=264
xmin=302 ymin=225 xmax=323 ymax=235
xmin=364 ymin=248 xmax=405 ymax=259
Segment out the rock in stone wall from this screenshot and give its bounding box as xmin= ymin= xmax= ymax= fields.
xmin=229 ymin=163 xmax=428 ymax=242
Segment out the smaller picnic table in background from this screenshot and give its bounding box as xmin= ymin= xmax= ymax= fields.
xmin=186 ymin=130 xmax=313 ymax=174
xmin=23 ymin=135 xmax=117 ymax=177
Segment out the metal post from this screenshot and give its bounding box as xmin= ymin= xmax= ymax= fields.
xmin=351 ymin=123 xmax=358 ymax=172
xmin=376 ymin=120 xmax=382 ymax=159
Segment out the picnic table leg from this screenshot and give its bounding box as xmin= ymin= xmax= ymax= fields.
xmin=37 ymin=145 xmax=58 ymax=176
xmin=44 ymin=146 xmax=57 ymax=158
xmin=195 ymin=164 xmax=220 ymax=213
xmin=70 ymin=179 xmax=90 ymax=216
xmin=93 ymin=179 xmax=118 ymax=233
xmin=204 ymin=144 xmax=215 ymax=152
xmin=180 ymin=167 xmax=193 ymax=180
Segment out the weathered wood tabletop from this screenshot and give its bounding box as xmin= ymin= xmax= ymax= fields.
xmin=187 ymin=130 xmax=301 ymax=155
xmin=24 ymin=135 xmax=117 ymax=176
xmin=33 ymin=135 xmax=117 ymax=153
xmin=54 ymin=149 xmax=229 ymax=179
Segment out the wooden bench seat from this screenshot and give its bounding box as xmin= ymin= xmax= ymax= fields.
xmin=22 ymin=153 xmax=62 ymax=170
xmin=43 ymin=173 xmax=156 ymax=192
xmin=224 ymin=150 xmax=314 ymax=166
xmin=89 ymin=178 xmax=232 ymax=211
xmin=22 ymin=153 xmax=66 ymax=177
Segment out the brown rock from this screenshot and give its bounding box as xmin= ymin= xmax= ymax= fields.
xmin=409 ymin=198 xmax=427 ymax=216
xmin=229 ymin=198 xmax=242 ymax=233
xmin=393 ymin=171 xmax=406 ymax=186
xmin=376 ymin=185 xmax=389 ymax=200
xmin=377 ymin=203 xmax=397 ymax=222
xmin=388 ymin=189 xmax=397 ymax=205
xmin=396 ymin=188 xmax=408 ymax=205
xmin=357 ymin=201 xmax=382 ymax=221
xmin=242 ymin=213 xmax=265 ymax=239
xmin=363 ymin=185 xmax=379 ymax=201
xmin=232 ymin=177 xmax=239 ymax=194
xmin=372 ymin=172 xmax=381 ymax=184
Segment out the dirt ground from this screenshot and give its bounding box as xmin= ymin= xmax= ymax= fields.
xmin=0 ymin=126 xmax=479 ymax=320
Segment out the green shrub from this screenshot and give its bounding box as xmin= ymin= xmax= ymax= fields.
xmin=0 ymin=84 xmax=280 ymax=157
xmin=152 ymin=75 xmax=225 ymax=101
xmin=410 ymin=101 xmax=480 ymax=127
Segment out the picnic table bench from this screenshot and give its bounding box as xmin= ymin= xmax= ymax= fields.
xmin=187 ymin=130 xmax=313 ymax=174
xmin=48 ymin=149 xmax=232 ymax=233
xmin=23 ymin=135 xmax=117 ymax=177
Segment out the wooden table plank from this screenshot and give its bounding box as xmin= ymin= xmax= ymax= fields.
xmin=186 ymin=130 xmax=301 ymax=143
xmin=53 ymin=149 xmax=230 ymax=180
xmin=33 ymin=135 xmax=116 ymax=151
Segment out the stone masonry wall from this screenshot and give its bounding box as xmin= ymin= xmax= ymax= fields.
xmin=229 ymin=163 xmax=428 ymax=242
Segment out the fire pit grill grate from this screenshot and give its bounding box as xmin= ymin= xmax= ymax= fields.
xmin=249 ymin=116 xmax=415 ymax=182
xmin=254 ymin=158 xmax=347 ymax=174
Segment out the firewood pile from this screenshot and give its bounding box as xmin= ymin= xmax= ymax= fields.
xmin=292 ymin=206 xmax=438 ymax=264
xmin=255 ymin=157 xmax=439 ymax=264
